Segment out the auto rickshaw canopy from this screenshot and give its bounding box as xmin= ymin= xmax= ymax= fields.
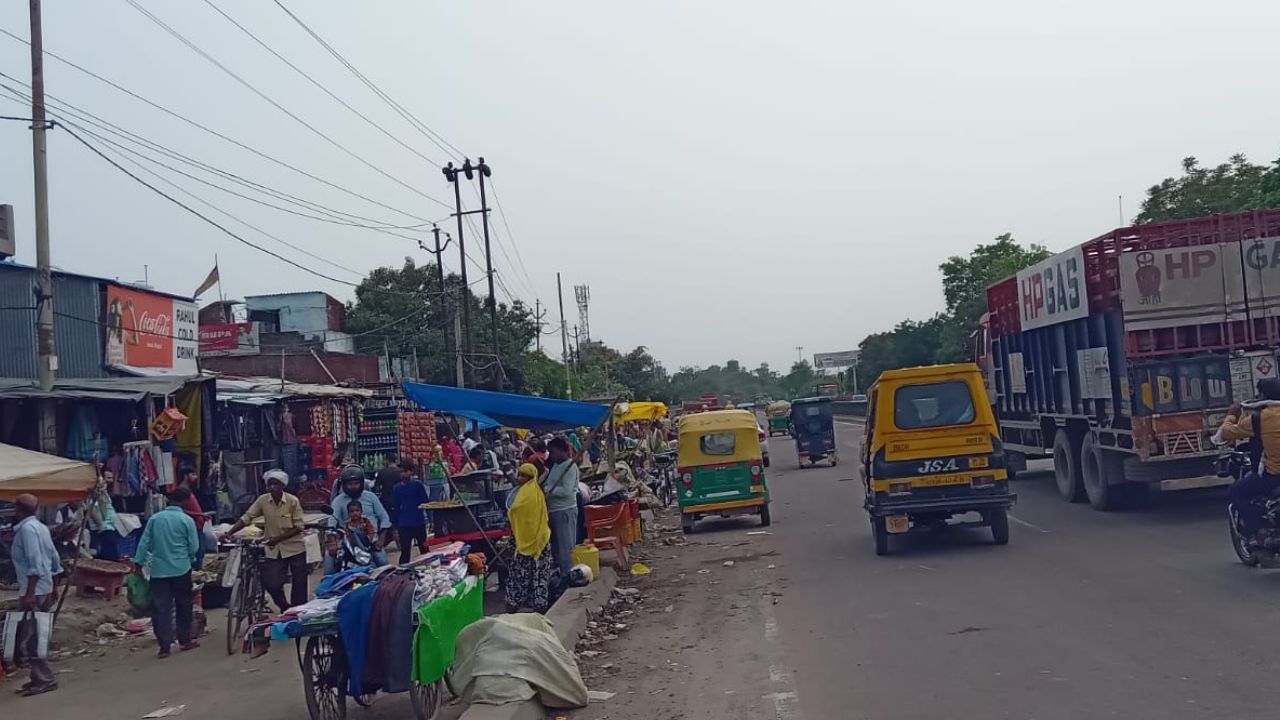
xmin=677 ymin=410 xmax=762 ymax=466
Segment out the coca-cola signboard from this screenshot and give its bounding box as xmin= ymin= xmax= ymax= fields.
xmin=104 ymin=283 xmax=198 ymax=373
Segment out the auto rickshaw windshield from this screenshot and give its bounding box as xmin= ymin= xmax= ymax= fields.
xmin=893 ymin=380 xmax=976 ymax=429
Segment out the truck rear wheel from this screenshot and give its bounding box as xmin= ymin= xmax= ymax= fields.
xmin=1053 ymin=430 xmax=1086 ymax=503
xmin=1081 ymin=434 xmax=1139 ymax=511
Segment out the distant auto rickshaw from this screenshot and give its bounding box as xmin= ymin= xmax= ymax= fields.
xmin=861 ymin=363 xmax=1015 ymax=556
xmin=790 ymin=396 xmax=837 ymax=467
xmin=676 ymin=410 xmax=771 ymax=533
xmin=765 ymin=400 xmax=791 ymax=437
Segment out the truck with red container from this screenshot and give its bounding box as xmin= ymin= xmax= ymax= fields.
xmin=976 ymin=209 xmax=1280 ymax=510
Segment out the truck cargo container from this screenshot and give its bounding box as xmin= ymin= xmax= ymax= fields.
xmin=977 ymin=209 xmax=1280 ymax=510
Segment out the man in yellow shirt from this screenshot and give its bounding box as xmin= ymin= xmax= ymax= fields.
xmin=1218 ymin=378 xmax=1280 ymax=539
xmin=222 ymin=470 xmax=308 ymax=612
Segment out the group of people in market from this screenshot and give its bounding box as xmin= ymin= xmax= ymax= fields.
xmin=3 ymin=422 xmax=644 ymax=699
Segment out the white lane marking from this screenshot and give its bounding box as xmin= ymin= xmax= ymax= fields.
xmin=762 ymin=596 xmax=805 ymax=719
xmin=1009 ymin=514 xmax=1051 ymax=533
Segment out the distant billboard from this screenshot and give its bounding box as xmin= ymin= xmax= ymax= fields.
xmin=104 ymin=283 xmax=198 ymax=373
xmin=813 ymin=350 xmax=859 ymax=369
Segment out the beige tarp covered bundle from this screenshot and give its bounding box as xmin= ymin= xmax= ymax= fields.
xmin=613 ymin=401 xmax=668 ymax=423
xmin=0 ymin=442 xmax=97 ymax=503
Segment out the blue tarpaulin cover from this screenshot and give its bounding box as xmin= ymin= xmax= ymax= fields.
xmin=401 ymin=382 xmax=610 ymax=432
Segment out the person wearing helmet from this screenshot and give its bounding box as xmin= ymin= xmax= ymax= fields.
xmin=222 ymin=469 xmax=307 ymax=612
xmin=325 ymin=465 xmax=390 ymax=572
xmin=1220 ymin=378 xmax=1280 ymax=539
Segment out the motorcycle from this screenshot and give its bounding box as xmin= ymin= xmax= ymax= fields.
xmin=1217 ymin=450 xmax=1280 ymax=566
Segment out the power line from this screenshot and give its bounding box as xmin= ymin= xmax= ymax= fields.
xmin=200 ymin=0 xmax=445 ymax=169
xmin=486 ymin=177 xmax=537 ymax=292
xmin=0 ymin=25 xmax=437 ymax=227
xmin=271 ymin=0 xmax=466 ymax=162
xmin=58 ymin=120 xmax=367 ymax=287
xmin=0 ymin=79 xmax=427 ymax=243
xmin=122 ymin=0 xmax=452 ymax=211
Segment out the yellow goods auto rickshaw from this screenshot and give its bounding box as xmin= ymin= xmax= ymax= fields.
xmin=677 ymin=410 xmax=771 ymax=533
xmin=861 ymin=363 xmax=1015 ymax=556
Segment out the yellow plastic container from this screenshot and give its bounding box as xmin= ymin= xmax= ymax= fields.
xmin=572 ymin=543 xmax=601 ymax=581
xmin=629 ymin=517 xmax=642 ymax=544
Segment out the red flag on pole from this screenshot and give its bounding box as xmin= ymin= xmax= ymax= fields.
xmin=193 ymin=264 xmax=219 ymax=298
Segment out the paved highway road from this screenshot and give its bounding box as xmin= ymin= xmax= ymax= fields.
xmin=578 ymin=419 xmax=1280 ymax=720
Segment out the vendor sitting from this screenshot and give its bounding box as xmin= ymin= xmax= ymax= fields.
xmin=325 ymin=465 xmax=390 ymax=573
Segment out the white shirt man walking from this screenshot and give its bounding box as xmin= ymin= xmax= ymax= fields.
xmin=10 ymin=493 xmax=63 ymax=697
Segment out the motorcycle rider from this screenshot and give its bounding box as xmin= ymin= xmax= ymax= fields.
xmin=1217 ymin=377 xmax=1280 ymax=541
xmin=325 ymin=465 xmax=391 ymax=573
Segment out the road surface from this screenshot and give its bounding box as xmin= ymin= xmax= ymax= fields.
xmin=6 ymin=421 xmax=1277 ymax=720
xmin=571 ymin=419 xmax=1280 ymax=720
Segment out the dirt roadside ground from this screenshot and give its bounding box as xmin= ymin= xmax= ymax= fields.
xmin=571 ymin=508 xmax=789 ymax=720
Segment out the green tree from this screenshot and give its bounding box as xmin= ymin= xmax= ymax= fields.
xmin=1137 ymin=154 xmax=1280 ymax=224
xmin=345 ymin=257 xmax=538 ymax=390
xmin=936 ymin=234 xmax=1050 ymax=361
xmin=781 ymin=360 xmax=817 ymax=399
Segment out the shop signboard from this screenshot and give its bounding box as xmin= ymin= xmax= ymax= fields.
xmin=104 ymin=283 xmax=198 ymax=373
xmin=199 ymin=322 xmax=260 ymax=356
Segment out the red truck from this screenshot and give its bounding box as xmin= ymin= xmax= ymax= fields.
xmin=977 ymin=209 xmax=1280 ymax=510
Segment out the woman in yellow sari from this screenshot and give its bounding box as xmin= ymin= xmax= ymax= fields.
xmin=506 ymin=463 xmax=555 ymax=611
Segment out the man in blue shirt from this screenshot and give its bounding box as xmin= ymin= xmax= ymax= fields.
xmin=10 ymin=493 xmax=62 ymax=696
xmin=133 ymin=489 xmax=201 ymax=658
xmin=326 ymin=466 xmax=390 ymax=572
xmin=390 ymin=460 xmax=429 ymax=564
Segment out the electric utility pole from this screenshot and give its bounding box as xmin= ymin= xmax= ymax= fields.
xmin=534 ymin=299 xmax=546 ymax=353
xmin=475 ymin=158 xmax=500 ymax=389
xmin=424 ymin=224 xmax=459 ymax=387
xmin=30 ymin=0 xmax=57 ymax=452
xmin=557 ymin=273 xmax=572 ymax=398
xmin=442 ymin=161 xmax=474 ymax=385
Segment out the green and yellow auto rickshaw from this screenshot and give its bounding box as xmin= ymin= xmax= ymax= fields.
xmin=765 ymin=400 xmax=791 ymax=436
xmin=677 ymin=410 xmax=771 ymax=533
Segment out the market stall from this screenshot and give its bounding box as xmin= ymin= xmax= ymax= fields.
xmin=239 ymin=544 xmax=483 ymax=720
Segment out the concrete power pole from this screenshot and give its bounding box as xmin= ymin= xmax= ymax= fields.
xmin=442 ymin=161 xmax=472 ymax=386
xmin=475 ymin=158 xmax=499 ymax=389
xmin=30 ymin=0 xmax=57 ymax=452
xmin=557 ymin=273 xmax=572 ymax=398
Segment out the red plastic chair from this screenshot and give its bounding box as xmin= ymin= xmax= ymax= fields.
xmin=585 ymin=502 xmax=630 ymax=567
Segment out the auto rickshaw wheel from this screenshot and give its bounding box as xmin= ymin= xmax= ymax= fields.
xmin=681 ymin=517 xmax=696 ymax=534
xmin=988 ymin=509 xmax=1010 ymax=545
xmin=759 ymin=504 xmax=772 ymax=527
xmin=829 ymin=453 xmax=839 ymax=467
xmin=872 ymin=517 xmax=890 ymax=556
xmin=763 ymin=455 xmax=771 ymax=468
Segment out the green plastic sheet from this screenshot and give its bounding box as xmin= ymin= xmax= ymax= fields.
xmin=412 ymin=575 xmax=483 ymax=685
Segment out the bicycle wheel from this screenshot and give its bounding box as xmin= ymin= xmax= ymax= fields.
xmin=303 ymin=635 xmax=348 ymax=720
xmin=225 ymin=579 xmax=244 ymax=655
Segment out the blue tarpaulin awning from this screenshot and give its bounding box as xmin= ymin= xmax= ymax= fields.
xmin=401 ymin=382 xmax=611 ymax=432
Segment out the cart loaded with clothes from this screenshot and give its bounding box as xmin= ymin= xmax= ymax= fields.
xmin=238 ymin=542 xmax=485 ymax=720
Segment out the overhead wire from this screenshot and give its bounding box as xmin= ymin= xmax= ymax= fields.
xmin=199 ymin=0 xmax=445 ymax=169
xmin=271 ymin=0 xmax=467 ymax=162
xmin=122 ymin=0 xmax=453 ymax=211
xmin=0 ymin=26 xmax=436 ymax=228
xmin=0 ymin=78 xmax=427 ymax=243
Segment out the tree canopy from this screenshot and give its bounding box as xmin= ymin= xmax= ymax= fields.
xmin=1137 ymin=154 xmax=1280 ymax=224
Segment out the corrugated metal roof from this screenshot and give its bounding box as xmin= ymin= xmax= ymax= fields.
xmin=0 ymin=264 xmax=108 ymax=379
xmin=0 ymin=260 xmax=194 ymax=301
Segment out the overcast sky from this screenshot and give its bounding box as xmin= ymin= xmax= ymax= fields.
xmin=1 ymin=1 xmax=1278 ymax=373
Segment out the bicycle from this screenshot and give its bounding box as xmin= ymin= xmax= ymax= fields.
xmin=224 ymin=539 xmax=270 ymax=655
